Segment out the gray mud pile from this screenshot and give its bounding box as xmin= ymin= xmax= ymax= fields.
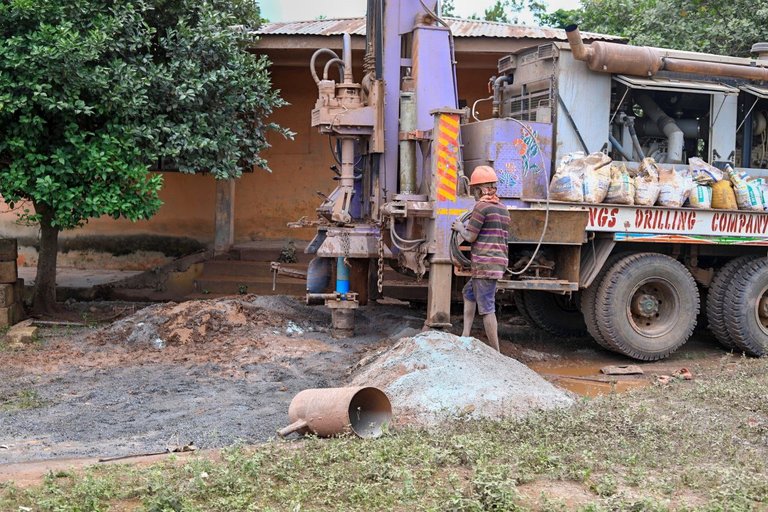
xmin=350 ymin=331 xmax=574 ymax=426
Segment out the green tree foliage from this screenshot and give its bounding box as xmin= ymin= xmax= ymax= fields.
xmin=440 ymin=0 xmax=456 ymax=17
xmin=467 ymin=0 xmax=546 ymax=24
xmin=0 ymin=0 xmax=287 ymax=312
xmin=473 ymin=0 xmax=511 ymax=22
xmin=141 ymin=0 xmax=288 ymax=177
xmin=574 ymin=0 xmax=768 ymax=57
xmin=0 ymin=0 xmax=162 ymax=229
xmin=535 ymin=8 xmax=581 ymax=29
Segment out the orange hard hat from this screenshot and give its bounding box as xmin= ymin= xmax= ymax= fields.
xmin=469 ymin=165 xmax=498 ymax=186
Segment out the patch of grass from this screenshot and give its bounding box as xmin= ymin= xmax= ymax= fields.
xmin=0 ymin=326 xmax=9 ymax=350
xmin=3 ymin=358 xmax=768 ymax=510
xmin=79 ymin=311 xmax=102 ymax=328
xmin=0 ymin=389 xmax=46 ymax=411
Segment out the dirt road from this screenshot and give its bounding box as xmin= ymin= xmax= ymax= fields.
xmin=0 ymin=295 xmax=734 ymax=468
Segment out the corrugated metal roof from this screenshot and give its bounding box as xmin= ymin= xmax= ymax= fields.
xmin=255 ymin=17 xmax=623 ymax=41
xmin=256 ymin=17 xmax=367 ymax=37
xmin=442 ymin=18 xmax=620 ymax=40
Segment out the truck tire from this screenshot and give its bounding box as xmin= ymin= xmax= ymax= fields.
xmin=595 ymin=253 xmax=699 ymax=361
xmin=519 ymin=290 xmax=589 ymax=338
xmin=724 ymin=257 xmax=768 ymax=356
xmin=513 ymin=291 xmax=537 ymax=327
xmin=706 ymin=256 xmax=758 ymax=349
xmin=695 ymin=285 xmax=708 ymax=333
xmin=580 ymin=252 xmax=631 ymax=352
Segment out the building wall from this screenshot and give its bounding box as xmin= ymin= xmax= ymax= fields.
xmin=240 ymin=65 xmax=340 ymax=241
xmin=0 ymin=172 xmax=215 ymax=241
xmin=0 ymin=50 xmax=504 ymax=246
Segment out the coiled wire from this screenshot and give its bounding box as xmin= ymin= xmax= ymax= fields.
xmin=450 ymin=211 xmax=472 ymax=269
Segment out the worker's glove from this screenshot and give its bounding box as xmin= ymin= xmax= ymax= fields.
xmin=451 ymin=218 xmax=465 ymax=233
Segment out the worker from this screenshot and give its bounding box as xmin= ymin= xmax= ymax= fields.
xmin=451 ymin=165 xmax=510 ymax=352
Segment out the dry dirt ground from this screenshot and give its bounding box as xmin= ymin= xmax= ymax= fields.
xmin=0 ymin=295 xmax=733 ymax=471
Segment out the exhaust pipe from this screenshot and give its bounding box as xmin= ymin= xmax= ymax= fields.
xmin=637 ymin=118 xmax=700 ymax=140
xmin=564 ymin=25 xmax=592 ymax=62
xmin=636 ymin=95 xmax=684 ymax=163
xmin=565 ymin=24 xmax=660 ymax=76
xmin=277 ymin=387 xmax=393 ymax=439
xmin=492 ymin=75 xmax=513 ymax=117
xmin=565 ymin=25 xmax=768 ymax=81
xmin=663 ymin=57 xmax=768 ymax=82
xmin=342 ymin=33 xmax=354 ymax=84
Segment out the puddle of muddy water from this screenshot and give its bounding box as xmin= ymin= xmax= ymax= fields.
xmin=527 ymin=363 xmax=651 ymax=397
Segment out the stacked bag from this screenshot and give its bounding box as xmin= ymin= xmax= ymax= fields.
xmin=549 ymin=151 xmax=611 ymax=203
xmin=688 ymin=158 xmax=764 ymax=211
xmin=633 ymin=158 xmax=660 ymax=206
xmin=549 ymin=152 xmax=768 ymax=211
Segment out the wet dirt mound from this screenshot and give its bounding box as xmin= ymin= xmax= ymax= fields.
xmin=96 ymin=295 xmax=330 ymax=348
xmin=349 ymin=331 xmax=574 ymax=426
xmin=0 ymin=296 xmax=356 ymax=464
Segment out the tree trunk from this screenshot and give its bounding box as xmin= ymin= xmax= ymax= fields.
xmin=32 ymin=202 xmax=60 ymax=315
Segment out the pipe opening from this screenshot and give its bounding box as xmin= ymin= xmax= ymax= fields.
xmin=348 ymin=387 xmax=392 ymax=438
xmin=564 ymin=25 xmax=591 ymax=63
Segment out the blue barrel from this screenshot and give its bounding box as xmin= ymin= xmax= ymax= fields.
xmin=335 ymin=257 xmax=350 ymax=294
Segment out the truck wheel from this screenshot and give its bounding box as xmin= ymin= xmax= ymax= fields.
xmin=724 ymin=258 xmax=768 ymax=356
xmin=695 ymin=285 xmax=708 ymax=332
xmin=706 ymin=256 xmax=758 ymax=349
xmin=513 ymin=291 xmax=537 ymax=327
xmin=595 ymin=253 xmax=699 ymax=361
xmin=520 ymin=290 xmax=589 ymax=338
xmin=580 ymin=252 xmax=631 ymax=352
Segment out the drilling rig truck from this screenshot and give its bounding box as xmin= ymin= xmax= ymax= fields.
xmin=299 ymin=0 xmax=768 ymax=361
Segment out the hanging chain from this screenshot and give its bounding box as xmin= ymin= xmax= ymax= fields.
xmin=341 ymin=230 xmax=351 ymax=268
xmin=377 ymin=225 xmax=384 ymax=294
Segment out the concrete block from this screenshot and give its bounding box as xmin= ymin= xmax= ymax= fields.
xmin=14 ymin=279 xmax=24 ymax=304
xmin=0 ymin=238 xmax=17 ymax=262
xmin=12 ymin=302 xmax=25 ymax=324
xmin=0 ymin=260 xmax=17 ymax=284
xmin=0 ymin=303 xmax=24 ymax=328
xmin=0 ymin=306 xmax=11 ymax=328
xmin=4 ymin=319 xmax=36 ymax=346
xmin=0 ymin=284 xmax=13 ymax=308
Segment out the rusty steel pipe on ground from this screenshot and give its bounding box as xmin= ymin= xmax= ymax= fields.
xmin=565 ymin=25 xmax=768 ymax=81
xmin=277 ymin=387 xmax=392 ymax=439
